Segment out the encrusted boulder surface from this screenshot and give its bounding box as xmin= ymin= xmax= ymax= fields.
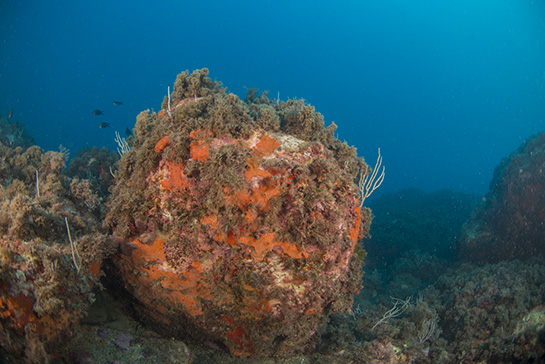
xmin=460 ymin=132 xmax=545 ymax=263
xmin=105 ymin=69 xmax=371 ymax=357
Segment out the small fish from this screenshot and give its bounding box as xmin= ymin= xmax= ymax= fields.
xmin=112 ymin=101 xmax=123 ymax=106
xmin=8 ymin=109 xmax=13 ymax=119
xmin=93 ymin=109 xmax=104 ymax=115
xmin=125 ymin=127 xmax=132 ymax=137
xmin=98 ymin=122 xmax=110 ymax=129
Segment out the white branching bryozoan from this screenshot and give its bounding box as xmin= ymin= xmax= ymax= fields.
xmin=418 ymin=309 xmax=439 ymax=344
xmin=167 ymin=86 xmax=173 ymax=119
xmin=35 ymin=170 xmax=40 ymax=198
xmin=359 ymin=148 xmax=385 ymax=207
xmin=64 ymin=217 xmax=81 ymax=273
xmin=371 ymin=296 xmax=411 ymax=330
xmin=115 ymin=131 xmax=131 ymax=156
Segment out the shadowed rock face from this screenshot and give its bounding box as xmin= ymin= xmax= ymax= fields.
xmin=105 ymin=69 xmax=371 ymax=357
xmin=460 ymin=132 xmax=545 ymax=263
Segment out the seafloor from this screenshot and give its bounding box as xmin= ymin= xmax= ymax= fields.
xmin=70 ymin=254 xmax=545 ymax=364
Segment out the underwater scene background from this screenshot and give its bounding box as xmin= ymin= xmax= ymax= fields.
xmin=1 ymin=1 xmax=545 ymax=363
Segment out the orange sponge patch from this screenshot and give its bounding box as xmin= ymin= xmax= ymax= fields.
xmin=160 ymin=161 xmax=188 ymax=191
xmin=121 ymin=238 xmax=211 ymax=317
xmin=240 ymin=232 xmax=307 ymax=261
xmin=190 ymin=141 xmax=210 ymax=161
xmin=254 ymin=134 xmax=280 ymax=157
xmin=234 ymin=183 xmax=280 ymax=212
xmin=190 ymin=129 xmax=211 ymax=161
xmin=350 ymin=206 xmax=362 ymax=247
xmin=154 ymin=135 xmax=171 ymax=153
xmin=0 ymin=293 xmax=41 ymax=333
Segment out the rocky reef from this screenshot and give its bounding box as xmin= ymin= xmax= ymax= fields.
xmin=434 ymin=258 xmax=545 ymax=362
xmin=460 ymin=132 xmax=545 ymax=263
xmin=65 ymin=146 xmax=120 ymax=199
xmin=0 ymin=115 xmax=35 ymax=149
xmin=0 ymin=142 xmax=116 ymax=363
xmin=321 ymin=255 xmax=545 ymax=364
xmin=105 ymin=68 xmax=371 ymax=357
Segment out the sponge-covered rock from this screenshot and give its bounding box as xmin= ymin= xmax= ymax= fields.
xmin=106 ymin=69 xmax=371 ymax=356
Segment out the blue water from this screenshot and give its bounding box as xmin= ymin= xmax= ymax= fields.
xmin=1 ymin=0 xmax=544 ymax=196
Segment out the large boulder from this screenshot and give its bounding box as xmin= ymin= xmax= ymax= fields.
xmin=105 ymin=69 xmax=372 ymax=357
xmin=460 ymin=132 xmax=545 ymax=263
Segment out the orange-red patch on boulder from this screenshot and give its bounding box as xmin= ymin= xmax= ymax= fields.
xmin=254 ymin=134 xmax=280 ymax=157
xmin=160 ymin=161 xmax=188 ymax=191
xmin=154 ymin=136 xmax=171 ymax=153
